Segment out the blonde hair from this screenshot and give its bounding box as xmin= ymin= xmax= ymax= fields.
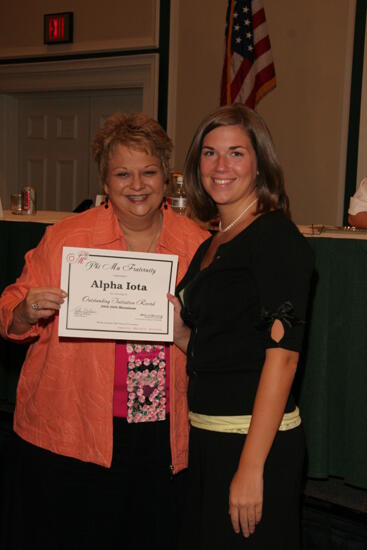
xmin=92 ymin=112 xmax=173 ymax=184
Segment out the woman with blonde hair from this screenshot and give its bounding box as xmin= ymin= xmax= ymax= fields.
xmin=0 ymin=112 xmax=208 ymax=549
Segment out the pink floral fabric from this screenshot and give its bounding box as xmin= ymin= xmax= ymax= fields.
xmin=126 ymin=343 xmax=167 ymax=423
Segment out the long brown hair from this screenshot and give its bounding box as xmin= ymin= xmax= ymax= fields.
xmin=184 ymin=104 xmax=290 ymax=221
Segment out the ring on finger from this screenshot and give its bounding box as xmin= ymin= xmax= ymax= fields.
xmin=31 ymin=302 xmax=40 ymax=311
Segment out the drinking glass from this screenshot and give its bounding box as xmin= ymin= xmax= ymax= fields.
xmin=10 ymin=193 xmax=23 ymax=214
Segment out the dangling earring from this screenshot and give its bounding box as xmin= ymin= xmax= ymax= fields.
xmin=163 ymin=196 xmax=168 ymax=210
xmin=104 ymin=196 xmax=109 ymax=209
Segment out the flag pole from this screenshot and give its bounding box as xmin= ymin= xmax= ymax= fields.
xmin=226 ymin=0 xmax=235 ymax=104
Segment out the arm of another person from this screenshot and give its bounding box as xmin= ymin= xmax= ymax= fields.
xmin=348 ymin=211 xmax=367 ymax=229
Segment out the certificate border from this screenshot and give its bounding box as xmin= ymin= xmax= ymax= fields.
xmin=64 ymin=253 xmax=175 ymax=337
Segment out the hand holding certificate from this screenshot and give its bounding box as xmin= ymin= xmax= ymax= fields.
xmin=59 ymin=246 xmax=178 ymax=341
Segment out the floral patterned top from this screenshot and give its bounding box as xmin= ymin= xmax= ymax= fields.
xmin=113 ymin=342 xmax=170 ymax=422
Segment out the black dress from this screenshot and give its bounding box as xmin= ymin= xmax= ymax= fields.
xmin=176 ymin=210 xmax=314 ymax=550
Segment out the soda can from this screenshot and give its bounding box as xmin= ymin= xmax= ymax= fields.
xmin=22 ymin=186 xmax=37 ymax=215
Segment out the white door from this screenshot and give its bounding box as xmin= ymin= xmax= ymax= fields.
xmin=18 ymin=93 xmax=90 ymax=211
xmin=18 ymin=88 xmax=143 ymax=211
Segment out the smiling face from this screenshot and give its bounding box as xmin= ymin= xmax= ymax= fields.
xmin=200 ymin=124 xmax=258 ymax=215
xmin=104 ymin=144 xmax=166 ymax=225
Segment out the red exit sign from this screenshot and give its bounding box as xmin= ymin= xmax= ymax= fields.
xmin=44 ymin=12 xmax=73 ymax=44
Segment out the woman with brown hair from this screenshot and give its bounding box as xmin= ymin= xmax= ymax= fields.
xmin=170 ymin=104 xmax=313 ymax=549
xmin=0 ymin=112 xmax=208 ymax=549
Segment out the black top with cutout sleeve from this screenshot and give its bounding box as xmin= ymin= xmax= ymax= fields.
xmin=177 ymin=210 xmax=314 ymax=416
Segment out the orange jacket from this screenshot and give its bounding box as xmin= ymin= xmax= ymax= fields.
xmin=0 ymin=205 xmax=208 ymax=471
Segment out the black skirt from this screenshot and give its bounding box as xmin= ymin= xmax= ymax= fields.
xmin=178 ymin=424 xmax=305 ymax=550
xmin=1 ymin=417 xmax=187 ymax=550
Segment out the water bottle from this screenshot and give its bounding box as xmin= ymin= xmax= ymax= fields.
xmin=170 ymin=175 xmax=187 ymax=215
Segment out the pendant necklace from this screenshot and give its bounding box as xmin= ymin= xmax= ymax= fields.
xmin=125 ymin=213 xmax=162 ymax=252
xmin=218 ymin=198 xmax=258 ymax=233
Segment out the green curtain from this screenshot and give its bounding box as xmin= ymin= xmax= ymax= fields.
xmin=299 ymin=237 xmax=367 ymax=490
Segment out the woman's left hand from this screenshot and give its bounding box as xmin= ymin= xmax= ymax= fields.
xmin=229 ymin=465 xmax=263 ymax=538
xmin=167 ymin=293 xmax=190 ymax=353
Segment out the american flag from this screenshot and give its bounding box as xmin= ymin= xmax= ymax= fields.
xmin=220 ymin=0 xmax=276 ymax=108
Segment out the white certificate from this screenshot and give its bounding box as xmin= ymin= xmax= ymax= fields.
xmin=58 ymin=246 xmax=178 ymax=341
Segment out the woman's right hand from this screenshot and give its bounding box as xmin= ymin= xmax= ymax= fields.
xmin=167 ymin=293 xmax=190 ymax=353
xmin=9 ymin=287 xmax=68 ymax=334
xmin=229 ymin=464 xmax=263 ymax=538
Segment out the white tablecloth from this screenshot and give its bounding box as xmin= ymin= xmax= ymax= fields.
xmin=298 ymin=224 xmax=367 ymax=240
xmin=1 ymin=210 xmax=76 ymax=224
xmin=2 ymin=212 xmax=367 ymax=240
